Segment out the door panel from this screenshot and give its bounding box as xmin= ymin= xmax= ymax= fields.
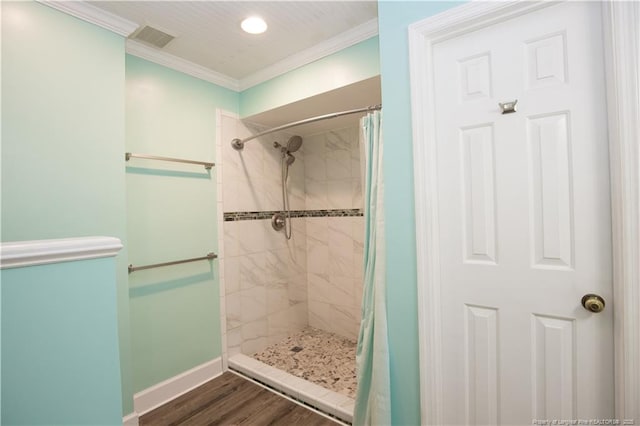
xmin=432 ymin=3 xmax=612 ymax=424
xmin=528 ymin=112 xmax=573 ymax=270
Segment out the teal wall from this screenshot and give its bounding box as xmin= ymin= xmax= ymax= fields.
xmin=1 ymin=0 xmax=134 ymax=416
xmin=377 ymin=2 xmax=462 ymax=425
xmin=2 ymin=258 xmax=123 ymax=425
xmin=125 ymin=55 xmax=237 ymax=392
xmin=240 ymin=37 xmax=380 ymax=117
xmin=0 ymin=2 xmax=471 ymax=422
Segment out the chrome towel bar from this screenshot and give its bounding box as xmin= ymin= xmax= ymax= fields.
xmin=125 ymin=152 xmax=214 ymax=170
xmin=128 ymin=252 xmax=217 ymax=274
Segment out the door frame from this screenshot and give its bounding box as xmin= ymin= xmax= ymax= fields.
xmin=408 ymin=1 xmax=640 ymax=423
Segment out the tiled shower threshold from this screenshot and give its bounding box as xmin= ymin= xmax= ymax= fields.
xmin=228 ymin=353 xmax=355 ymax=424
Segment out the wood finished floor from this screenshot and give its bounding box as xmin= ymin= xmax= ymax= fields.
xmin=139 ymin=372 xmax=339 ymax=426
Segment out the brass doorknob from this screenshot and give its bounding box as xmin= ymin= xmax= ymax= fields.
xmin=581 ymin=294 xmax=605 ymax=313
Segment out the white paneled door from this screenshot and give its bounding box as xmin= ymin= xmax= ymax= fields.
xmin=432 ymin=3 xmax=613 ymax=424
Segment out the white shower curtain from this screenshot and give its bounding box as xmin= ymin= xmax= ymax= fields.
xmin=354 ymin=110 xmax=391 ymax=425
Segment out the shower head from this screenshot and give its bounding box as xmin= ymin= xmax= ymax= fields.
xmin=286 ymin=135 xmax=303 ymax=153
xmin=285 ymin=152 xmax=296 ymax=165
xmin=274 ymin=136 xmax=301 ymax=167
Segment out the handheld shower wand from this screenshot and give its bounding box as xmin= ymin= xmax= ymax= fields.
xmin=271 ymin=136 xmax=303 ymax=239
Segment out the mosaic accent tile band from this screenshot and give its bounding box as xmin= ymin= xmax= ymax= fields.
xmin=223 ymin=208 xmax=363 ymax=222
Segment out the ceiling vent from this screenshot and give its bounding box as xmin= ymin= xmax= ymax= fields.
xmin=131 ymin=25 xmax=175 ymax=48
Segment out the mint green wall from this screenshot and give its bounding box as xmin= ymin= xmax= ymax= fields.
xmin=240 ymin=37 xmax=380 ymax=117
xmin=377 ymin=2 xmax=463 ymax=425
xmin=1 ymin=1 xmax=134 ymax=416
xmin=126 ymin=55 xmax=237 ymax=391
xmin=2 ymin=258 xmax=123 ymax=425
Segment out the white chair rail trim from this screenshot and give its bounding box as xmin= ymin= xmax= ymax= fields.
xmin=0 ymin=236 xmax=123 ymax=269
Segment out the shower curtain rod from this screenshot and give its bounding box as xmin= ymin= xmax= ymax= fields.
xmin=231 ymin=104 xmax=382 ymax=151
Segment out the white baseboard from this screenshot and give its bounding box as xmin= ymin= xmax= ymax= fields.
xmin=122 ymin=412 xmax=139 ymax=426
xmin=133 ymin=357 xmax=223 ymax=416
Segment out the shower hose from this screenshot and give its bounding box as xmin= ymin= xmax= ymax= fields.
xmin=281 ymin=155 xmax=293 ymax=240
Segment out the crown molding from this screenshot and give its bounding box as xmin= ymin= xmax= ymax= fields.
xmin=127 ymin=18 xmax=378 ymax=93
xmin=1 ymin=237 xmax=123 ymax=269
xmin=126 ymin=40 xmax=240 ymax=92
xmin=42 ymin=0 xmax=378 ymax=94
xmin=238 ymin=18 xmax=379 ymax=91
xmin=37 ymin=1 xmax=138 ymax=37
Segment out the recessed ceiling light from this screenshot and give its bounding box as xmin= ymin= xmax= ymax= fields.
xmin=241 ymin=16 xmax=267 ymax=34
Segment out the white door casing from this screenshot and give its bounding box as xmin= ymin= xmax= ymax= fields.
xmin=409 ymin=1 xmax=640 ymax=424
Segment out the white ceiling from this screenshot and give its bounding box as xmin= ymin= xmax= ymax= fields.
xmin=93 ymin=1 xmax=379 ymax=82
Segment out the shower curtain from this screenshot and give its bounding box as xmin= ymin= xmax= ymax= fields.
xmin=354 ymin=110 xmax=391 ymax=425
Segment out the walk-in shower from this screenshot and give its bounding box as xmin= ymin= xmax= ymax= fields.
xmin=221 ymin=105 xmax=381 ymax=423
xmin=271 ymin=135 xmax=303 ymax=240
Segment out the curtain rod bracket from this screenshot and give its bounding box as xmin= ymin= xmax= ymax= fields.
xmin=231 ymin=138 xmax=245 ymax=151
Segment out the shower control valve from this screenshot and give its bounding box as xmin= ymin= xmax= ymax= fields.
xmin=271 ymin=213 xmax=286 ymax=231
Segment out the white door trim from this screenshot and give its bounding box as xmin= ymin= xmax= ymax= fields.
xmin=601 ymin=1 xmax=640 ymax=420
xmin=408 ymin=1 xmax=640 ymax=424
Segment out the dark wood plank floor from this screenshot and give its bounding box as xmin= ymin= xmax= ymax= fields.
xmin=140 ymin=371 xmax=339 ymax=426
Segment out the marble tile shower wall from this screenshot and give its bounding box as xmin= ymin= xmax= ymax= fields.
xmin=307 ymin=216 xmax=364 ymax=340
xmin=220 ymin=111 xmax=308 ymax=356
xmin=220 ymin=110 xmax=365 ymax=357
xmin=304 ymin=128 xmax=364 ymax=341
xmin=304 ymin=127 xmax=362 ymax=211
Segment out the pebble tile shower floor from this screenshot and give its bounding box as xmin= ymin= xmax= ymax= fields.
xmin=253 ymin=327 xmax=357 ymax=399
